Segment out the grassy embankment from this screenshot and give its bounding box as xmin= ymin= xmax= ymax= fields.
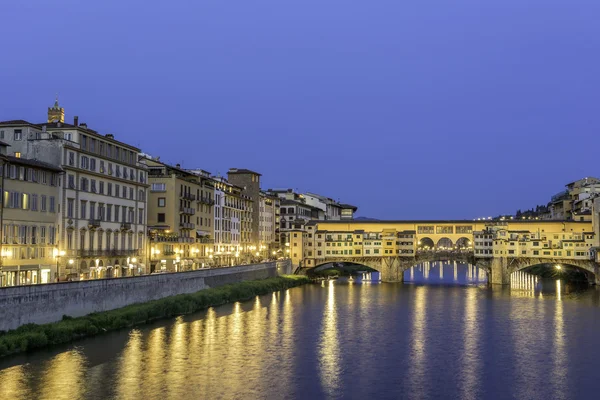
xmin=0 ymin=275 xmax=309 ymax=358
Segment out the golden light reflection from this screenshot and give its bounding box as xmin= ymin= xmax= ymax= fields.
xmin=116 ymin=330 xmax=143 ymax=399
xmin=552 ymin=279 xmax=567 ymax=398
xmin=166 ymin=317 xmax=188 ymax=396
xmin=408 ymin=287 xmax=427 ymax=392
xmin=0 ymin=364 xmax=30 ymax=400
xmin=143 ymin=327 xmax=167 ymax=397
xmin=460 ymin=290 xmax=481 ymax=399
xmin=319 ymin=280 xmax=340 ymax=397
xmin=39 ymin=350 xmax=85 ymax=400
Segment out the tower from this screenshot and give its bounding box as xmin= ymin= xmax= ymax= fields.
xmin=47 ymin=97 xmax=64 ymax=123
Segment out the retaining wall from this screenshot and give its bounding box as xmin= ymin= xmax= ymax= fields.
xmin=0 ymin=262 xmax=280 ymax=331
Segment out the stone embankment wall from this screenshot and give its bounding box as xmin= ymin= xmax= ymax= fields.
xmin=0 ymin=262 xmax=282 ymax=331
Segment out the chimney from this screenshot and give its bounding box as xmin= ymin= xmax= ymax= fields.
xmin=74 ymin=116 xmax=79 ymax=126
xmin=176 ymin=163 xmax=181 ymax=168
xmin=105 ymin=133 xmax=114 ymax=139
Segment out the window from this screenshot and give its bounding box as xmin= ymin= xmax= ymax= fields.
xmin=80 ymin=201 xmax=87 ymax=219
xmin=116 ymin=165 xmax=121 ymax=178
xmin=68 ymin=152 xmax=75 ymax=166
xmin=100 ymin=160 xmax=105 ymax=173
xmin=49 ymin=197 xmax=56 ymax=212
xmin=14 ymin=129 xmax=22 ymax=140
xmin=115 ymin=205 xmax=120 ymax=222
xmin=129 ymin=187 xmax=133 ymax=200
xmin=67 ymin=198 xmax=74 ymax=218
xmin=99 ymin=181 xmax=104 ymax=194
xmin=81 ymin=156 xmax=89 ymax=169
xmin=158 ymin=198 xmax=166 ymax=207
xmin=138 ymin=208 xmax=144 ymax=224
xmin=115 ymin=184 xmax=120 ymax=197
xmin=91 ymin=179 xmax=97 ymax=193
xmin=158 ymin=213 xmax=166 ymax=223
xmin=41 ymin=195 xmax=47 ymax=211
xmin=80 ymin=178 xmax=89 ymax=191
xmin=151 ymin=183 xmax=166 ymax=192
xmin=14 ymin=152 xmax=21 ymax=158
xmin=122 ymin=186 xmax=127 ymax=198
xmin=31 ymin=195 xmax=38 ymax=211
xmin=90 ymin=158 xmax=96 ymax=171
xmin=107 ymin=183 xmax=113 ymax=196
xmin=107 ymin=205 xmax=112 ymax=221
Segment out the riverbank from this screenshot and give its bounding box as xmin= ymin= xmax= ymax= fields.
xmin=0 ymin=275 xmax=309 ymax=358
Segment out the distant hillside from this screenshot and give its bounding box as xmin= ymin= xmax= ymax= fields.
xmin=354 ymin=216 xmax=380 ymax=221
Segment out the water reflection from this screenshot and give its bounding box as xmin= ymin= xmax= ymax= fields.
xmin=1 ymin=273 xmax=600 ymax=399
xmin=552 ymin=280 xmax=567 ymax=399
xmin=319 ymin=280 xmax=340 ymax=397
xmin=405 ymin=261 xmax=487 ymax=285
xmin=406 ymin=286 xmax=427 ymax=396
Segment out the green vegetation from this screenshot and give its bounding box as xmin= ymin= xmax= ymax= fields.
xmin=0 ymin=275 xmax=309 ymax=358
xmin=309 ymin=263 xmax=377 ymax=278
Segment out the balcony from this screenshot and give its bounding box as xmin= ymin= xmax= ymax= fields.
xmin=179 ymin=222 xmax=195 ymax=229
xmin=182 ymin=193 xmax=196 ymax=201
xmin=197 ymin=237 xmax=214 ymax=244
xmin=178 ymin=237 xmax=195 ymax=243
xmin=88 ymin=219 xmax=102 ymax=228
xmin=120 ymin=222 xmax=132 ymax=230
xmin=179 ymin=206 xmax=196 ymax=215
xmin=198 ymin=196 xmax=215 ymax=205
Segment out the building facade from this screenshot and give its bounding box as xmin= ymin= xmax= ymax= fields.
xmin=0 ymin=150 xmax=61 ymax=286
xmin=0 ymin=102 xmax=149 ymax=280
xmin=146 ymin=160 xmax=215 ymax=272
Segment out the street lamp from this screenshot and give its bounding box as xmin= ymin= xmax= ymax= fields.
xmin=53 ymin=248 xmax=66 ymax=282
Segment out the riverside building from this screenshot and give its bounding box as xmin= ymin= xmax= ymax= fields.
xmin=0 ymin=144 xmax=61 ymax=286
xmin=146 ymin=159 xmax=215 ymax=272
xmin=0 ymin=100 xmax=149 ymax=280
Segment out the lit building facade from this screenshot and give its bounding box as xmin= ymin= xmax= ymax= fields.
xmin=211 ymin=176 xmax=253 ymax=265
xmin=146 ymin=159 xmax=215 ymax=272
xmin=0 ymin=150 xmax=61 ymax=286
xmin=0 ymin=103 xmax=149 ymax=280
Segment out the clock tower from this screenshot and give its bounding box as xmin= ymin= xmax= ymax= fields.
xmin=47 ymin=97 xmax=64 ymax=123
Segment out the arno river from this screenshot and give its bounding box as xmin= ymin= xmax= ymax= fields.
xmin=2 ymin=263 xmax=600 ymax=399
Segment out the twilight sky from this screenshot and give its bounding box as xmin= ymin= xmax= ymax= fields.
xmin=1 ymin=0 xmax=599 ymax=220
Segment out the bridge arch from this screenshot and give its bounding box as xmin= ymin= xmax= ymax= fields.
xmin=455 ymin=237 xmax=471 ymax=249
xmin=436 ymin=237 xmax=453 ymax=250
xmin=507 ymin=258 xmax=599 ymax=284
xmin=417 ymin=237 xmax=435 ymax=250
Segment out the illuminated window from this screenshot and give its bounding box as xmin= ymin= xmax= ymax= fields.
xmin=14 ymin=152 xmax=21 ymax=158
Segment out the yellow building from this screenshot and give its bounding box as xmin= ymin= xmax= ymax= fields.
xmin=146 ymin=159 xmax=215 ymax=272
xmin=301 ymin=220 xmax=595 ymax=268
xmin=0 ymin=152 xmax=61 ymax=286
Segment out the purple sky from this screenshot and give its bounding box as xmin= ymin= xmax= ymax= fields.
xmin=2 ymin=0 xmax=599 ymax=219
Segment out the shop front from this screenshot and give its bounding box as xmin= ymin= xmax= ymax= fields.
xmin=1 ymin=264 xmax=53 ymax=287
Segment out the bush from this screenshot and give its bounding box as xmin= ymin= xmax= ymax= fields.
xmin=0 ymin=275 xmax=309 ymax=358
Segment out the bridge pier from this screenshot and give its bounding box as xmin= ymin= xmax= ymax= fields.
xmin=490 ymin=257 xmax=510 ymax=285
xmin=380 ymin=257 xmax=404 ymax=282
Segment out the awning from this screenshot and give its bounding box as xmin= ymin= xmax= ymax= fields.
xmin=196 ymin=230 xmax=211 ymax=237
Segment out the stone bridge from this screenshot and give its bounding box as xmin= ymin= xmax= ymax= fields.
xmin=311 ymin=252 xmax=600 ymax=285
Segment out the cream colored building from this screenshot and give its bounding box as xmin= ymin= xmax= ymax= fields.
xmin=211 ymin=176 xmax=253 ymax=266
xmin=0 ymin=103 xmax=149 ymax=280
xmin=259 ymin=191 xmax=279 ymax=255
xmin=0 ymin=150 xmax=61 ymax=286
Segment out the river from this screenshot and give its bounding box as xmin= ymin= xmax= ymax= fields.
xmin=1 ymin=262 xmax=600 ymax=399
